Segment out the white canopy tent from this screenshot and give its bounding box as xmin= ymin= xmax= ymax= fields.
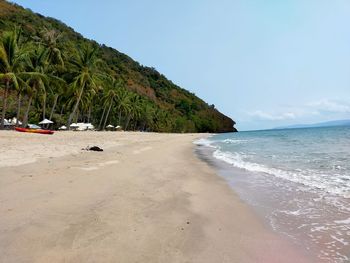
xmin=85 ymin=123 xmax=94 ymax=130
xmin=70 ymin=123 xmax=94 ymax=131
xmin=11 ymin=117 xmax=22 ymax=125
xmin=59 ymin=125 xmax=67 ymax=130
xmin=3 ymin=119 xmax=12 ymax=126
xmin=28 ymin=124 xmax=41 ymax=129
xmin=39 ymin=119 xmax=54 ymax=125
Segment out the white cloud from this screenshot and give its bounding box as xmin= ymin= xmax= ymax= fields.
xmin=307 ymin=99 xmax=350 ymax=113
xmin=247 ymin=99 xmax=350 ymax=122
xmin=248 ymin=110 xmax=296 ymax=121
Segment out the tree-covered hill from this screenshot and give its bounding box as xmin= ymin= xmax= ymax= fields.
xmin=0 ymin=0 xmax=237 ymax=132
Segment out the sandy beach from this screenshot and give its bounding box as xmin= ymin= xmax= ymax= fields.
xmin=0 ymin=131 xmax=314 ymax=262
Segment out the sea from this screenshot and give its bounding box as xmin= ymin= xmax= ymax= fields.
xmin=195 ymin=126 xmax=350 ymax=263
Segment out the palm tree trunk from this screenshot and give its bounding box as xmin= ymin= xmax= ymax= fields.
xmin=22 ymin=95 xmax=33 ymax=127
xmin=98 ymin=104 xmax=107 ymax=130
xmin=67 ymin=87 xmax=84 ymax=129
xmin=87 ymin=105 xmax=92 ymax=123
xmin=60 ymin=105 xmax=64 ymax=116
xmin=75 ymin=109 xmax=79 ymax=123
xmin=42 ymin=92 xmax=47 ymax=120
xmin=1 ymin=80 xmax=10 ymax=129
xmin=124 ymin=113 xmax=131 ymax=131
xmin=49 ymin=94 xmax=59 ymax=120
xmin=103 ymin=101 xmax=113 ymax=130
xmin=16 ymin=92 xmax=21 ymax=125
xmin=118 ymin=111 xmax=122 ymax=125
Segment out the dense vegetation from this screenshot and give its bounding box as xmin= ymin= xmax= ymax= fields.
xmin=0 ymin=0 xmax=236 ymax=132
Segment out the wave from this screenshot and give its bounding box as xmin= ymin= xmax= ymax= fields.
xmin=194 ymin=137 xmax=251 ymax=146
xmin=212 ymin=149 xmax=350 ymax=199
xmin=193 ymin=138 xmax=217 ymax=148
xmin=222 ymin=139 xmax=250 ymax=144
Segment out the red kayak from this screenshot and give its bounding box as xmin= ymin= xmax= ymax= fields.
xmin=15 ymin=127 xmax=54 ymax=135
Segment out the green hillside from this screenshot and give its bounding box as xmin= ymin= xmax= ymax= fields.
xmin=0 ymin=0 xmax=237 ymax=132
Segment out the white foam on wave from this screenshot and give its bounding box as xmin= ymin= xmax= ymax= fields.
xmin=334 ymin=218 xmax=350 ymax=224
xmin=193 ymin=137 xmax=250 ymax=148
xmin=212 ymin=149 xmax=350 ymax=199
xmin=330 ymin=235 xmax=349 ymax=246
xmin=193 ymin=138 xmax=217 ymax=148
xmin=222 ymin=139 xmax=249 ymax=144
xmin=279 ymin=209 xmax=310 ymax=216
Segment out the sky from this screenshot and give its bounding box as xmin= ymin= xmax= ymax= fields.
xmin=10 ymin=0 xmax=350 ymax=130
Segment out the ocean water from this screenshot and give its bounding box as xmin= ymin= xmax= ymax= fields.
xmin=195 ymin=126 xmax=350 ymax=263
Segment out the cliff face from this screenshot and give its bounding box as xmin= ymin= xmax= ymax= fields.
xmin=0 ymin=0 xmax=237 ymax=132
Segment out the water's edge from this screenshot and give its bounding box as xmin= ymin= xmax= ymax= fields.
xmin=194 ymin=144 xmax=316 ymax=252
xmin=194 ymin=138 xmax=350 ymax=263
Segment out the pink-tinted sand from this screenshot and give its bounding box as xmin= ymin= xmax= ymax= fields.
xmin=0 ymin=131 xmax=315 ymax=262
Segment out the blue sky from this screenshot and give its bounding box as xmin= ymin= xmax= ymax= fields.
xmin=11 ymin=0 xmax=350 ymax=130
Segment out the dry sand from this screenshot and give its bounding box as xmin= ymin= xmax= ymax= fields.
xmin=0 ymin=131 xmax=314 ymax=262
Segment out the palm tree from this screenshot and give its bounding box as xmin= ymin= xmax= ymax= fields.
xmin=130 ymin=97 xmax=144 ymax=131
xmin=21 ymin=45 xmax=50 ymax=123
xmin=48 ymin=76 xmax=66 ymax=121
xmin=139 ymin=102 xmax=155 ymax=131
xmin=101 ymin=78 xmax=122 ymax=130
xmin=115 ymin=87 xmax=131 ymax=127
xmin=98 ymin=95 xmax=108 ymax=130
xmin=0 ymin=29 xmax=23 ymax=129
xmin=15 ymin=79 xmax=27 ymax=125
xmin=38 ymin=28 xmax=64 ymax=68
xmin=79 ymin=88 xmax=97 ymax=123
xmin=21 ymin=78 xmax=39 ymax=127
xmin=67 ymin=44 xmax=100 ymax=128
xmin=39 ymin=29 xmax=66 ymax=121
xmin=124 ymin=93 xmax=141 ymax=130
xmin=152 ymin=108 xmax=170 ymax=132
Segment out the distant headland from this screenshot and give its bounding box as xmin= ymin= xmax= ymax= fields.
xmin=274 ymin=119 xmax=350 ymax=130
xmin=0 ymin=0 xmax=236 ymax=133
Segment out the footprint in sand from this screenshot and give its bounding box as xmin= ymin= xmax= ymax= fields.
xmin=77 ymin=166 xmax=99 ymax=171
xmin=133 ymin=146 xmax=152 ymax=155
xmin=74 ymin=160 xmax=120 ymax=171
xmin=98 ymin=160 xmax=120 ymax=167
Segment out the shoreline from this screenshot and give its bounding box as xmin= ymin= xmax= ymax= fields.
xmin=196 ymin=132 xmax=350 ymax=263
xmin=0 ymin=131 xmax=314 ymax=262
xmin=195 ymin=143 xmax=321 ymax=259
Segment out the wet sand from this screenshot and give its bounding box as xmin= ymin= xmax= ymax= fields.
xmin=0 ymin=131 xmax=314 ymax=262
